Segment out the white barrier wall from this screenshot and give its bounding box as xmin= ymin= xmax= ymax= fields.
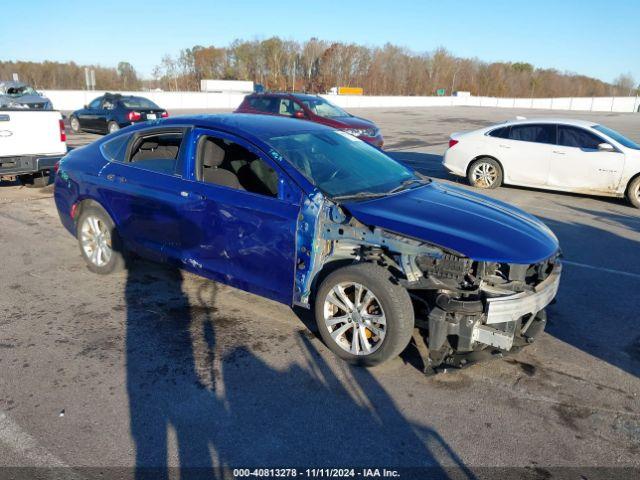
xmin=42 ymin=89 xmax=640 ymax=113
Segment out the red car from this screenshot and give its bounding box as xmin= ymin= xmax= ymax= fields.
xmin=235 ymin=93 xmax=384 ymax=147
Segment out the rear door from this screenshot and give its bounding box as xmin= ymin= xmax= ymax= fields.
xmin=496 ymin=124 xmax=556 ymax=186
xmin=98 ymin=127 xmax=190 ymax=261
xmin=177 ymin=127 xmax=302 ymax=303
xmin=547 ymin=125 xmax=625 ymax=193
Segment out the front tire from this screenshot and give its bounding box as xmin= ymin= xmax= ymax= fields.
xmin=314 ymin=263 xmax=414 ymax=366
xmin=468 ymin=157 xmax=503 ymax=189
xmin=626 ymin=176 xmax=640 ymax=209
xmin=76 ymin=205 xmax=125 ymax=274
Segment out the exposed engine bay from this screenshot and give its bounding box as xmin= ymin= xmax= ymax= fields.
xmin=294 ymin=192 xmax=562 ymax=370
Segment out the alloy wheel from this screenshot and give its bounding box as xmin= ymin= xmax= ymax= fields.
xmin=472 ymin=162 xmax=498 ymax=188
xmin=323 ymin=282 xmax=387 ymax=355
xmin=80 ymin=215 xmax=112 ymax=267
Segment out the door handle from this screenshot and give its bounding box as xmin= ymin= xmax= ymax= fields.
xmin=552 ymin=151 xmax=566 ymax=155
xmin=118 ymin=176 xmax=127 ymax=183
xmin=180 ymin=191 xmax=206 ymax=200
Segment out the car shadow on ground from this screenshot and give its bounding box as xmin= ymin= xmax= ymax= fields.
xmin=386 ymin=151 xmax=456 ymax=182
xmin=535 ymin=208 xmax=640 ymax=378
xmin=122 ymin=256 xmax=476 ymax=479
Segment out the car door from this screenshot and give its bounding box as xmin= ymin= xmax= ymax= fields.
xmin=547 ymin=125 xmax=625 ymax=193
xmin=492 ymin=124 xmax=556 ymax=186
xmin=98 ymin=127 xmax=190 ymax=261
xmin=78 ymin=97 xmax=102 ymax=130
xmin=177 ymin=127 xmax=302 ymax=304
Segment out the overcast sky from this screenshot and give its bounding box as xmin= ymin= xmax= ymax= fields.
xmin=1 ymin=0 xmax=638 ymax=83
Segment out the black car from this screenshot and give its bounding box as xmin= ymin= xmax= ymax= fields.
xmin=69 ymin=94 xmax=168 ymax=135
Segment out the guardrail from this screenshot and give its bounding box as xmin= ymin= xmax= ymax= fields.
xmin=41 ymin=89 xmax=640 ymax=113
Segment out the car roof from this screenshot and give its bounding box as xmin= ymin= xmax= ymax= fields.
xmin=493 ymin=118 xmax=598 ymax=129
xmin=248 ymin=92 xmax=320 ymax=100
xmin=159 ymin=113 xmax=331 ymax=138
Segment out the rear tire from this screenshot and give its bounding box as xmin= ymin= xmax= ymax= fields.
xmin=76 ymin=205 xmax=125 ymax=274
xmin=467 ymin=157 xmax=503 ymax=189
xmin=107 ymin=121 xmax=120 ymax=134
xmin=19 ymin=173 xmax=49 ymax=188
xmin=70 ymin=116 xmax=80 ymax=133
xmin=626 ymin=176 xmax=640 ymax=209
xmin=314 ymin=263 xmax=414 ymax=366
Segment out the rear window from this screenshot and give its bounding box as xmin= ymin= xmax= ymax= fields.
xmin=509 ymin=124 xmax=556 ymax=144
xmin=120 ymin=97 xmax=159 ymax=109
xmin=127 ymin=132 xmax=184 ymax=174
xmin=488 ymin=127 xmax=510 ymax=138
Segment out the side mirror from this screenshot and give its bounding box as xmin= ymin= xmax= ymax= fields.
xmin=83 ymin=104 xmax=88 ymax=109
xmin=294 ymin=110 xmax=305 ymax=119
xmin=598 ymin=143 xmax=615 ymax=152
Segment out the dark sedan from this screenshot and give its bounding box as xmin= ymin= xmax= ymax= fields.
xmin=235 ymin=93 xmax=384 ymax=147
xmin=69 ymin=94 xmax=168 ymax=135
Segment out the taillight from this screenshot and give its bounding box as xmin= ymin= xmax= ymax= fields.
xmin=448 ymin=139 xmax=459 ymax=148
xmin=161 ymin=111 xmax=169 ymax=118
xmin=59 ymin=119 xmax=66 ymax=142
xmin=127 ymin=111 xmax=141 ymax=121
xmin=54 ymin=161 xmax=60 ymax=174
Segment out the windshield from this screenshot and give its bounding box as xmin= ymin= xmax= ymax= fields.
xmin=593 ymin=125 xmax=640 ymax=150
xmin=299 ymin=97 xmax=349 ymax=119
xmin=120 ymin=97 xmax=159 ymax=109
xmin=267 ymin=130 xmax=421 ymax=198
xmin=5 ymin=85 xmax=37 ymax=97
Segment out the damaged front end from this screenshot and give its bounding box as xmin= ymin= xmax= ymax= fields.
xmin=294 ymin=191 xmax=561 ymax=369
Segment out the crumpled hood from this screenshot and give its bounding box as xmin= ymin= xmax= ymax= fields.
xmin=0 ymin=93 xmax=51 ymax=108
xmin=344 ymin=182 xmax=559 ymax=264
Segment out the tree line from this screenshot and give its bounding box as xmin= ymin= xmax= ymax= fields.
xmin=0 ymin=60 xmax=141 ymax=91
xmin=2 ymin=38 xmax=637 ymax=97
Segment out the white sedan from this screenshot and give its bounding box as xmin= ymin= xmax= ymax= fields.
xmin=442 ymin=118 xmax=640 ymax=208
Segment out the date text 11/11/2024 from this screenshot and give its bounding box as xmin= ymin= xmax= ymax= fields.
xmin=233 ymin=468 xmax=401 ymax=478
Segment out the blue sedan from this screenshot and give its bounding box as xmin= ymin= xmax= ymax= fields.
xmin=54 ymin=114 xmax=561 ymax=367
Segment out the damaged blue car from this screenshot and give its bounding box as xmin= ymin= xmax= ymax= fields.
xmin=54 ymin=114 xmax=561 ymax=368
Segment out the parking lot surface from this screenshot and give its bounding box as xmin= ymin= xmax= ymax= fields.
xmin=2 ymin=107 xmax=640 ymax=477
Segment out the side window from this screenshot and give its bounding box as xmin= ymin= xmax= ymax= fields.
xmin=278 ymin=99 xmax=295 ymax=116
xmin=127 ymin=131 xmax=183 ymax=174
xmin=197 ymin=135 xmax=279 ymax=197
xmin=102 ymin=98 xmax=116 ymax=110
xmin=509 ymin=124 xmax=556 ymax=144
xmin=488 ymin=127 xmax=510 ymax=138
xmin=88 ymin=98 xmax=102 ymax=109
xmin=248 ymin=97 xmax=279 ymax=114
xmin=558 ymin=126 xmax=602 ymax=150
xmin=101 ymin=134 xmax=130 ymax=162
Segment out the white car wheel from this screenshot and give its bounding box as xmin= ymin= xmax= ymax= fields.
xmin=468 ymin=158 xmax=503 ymax=189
